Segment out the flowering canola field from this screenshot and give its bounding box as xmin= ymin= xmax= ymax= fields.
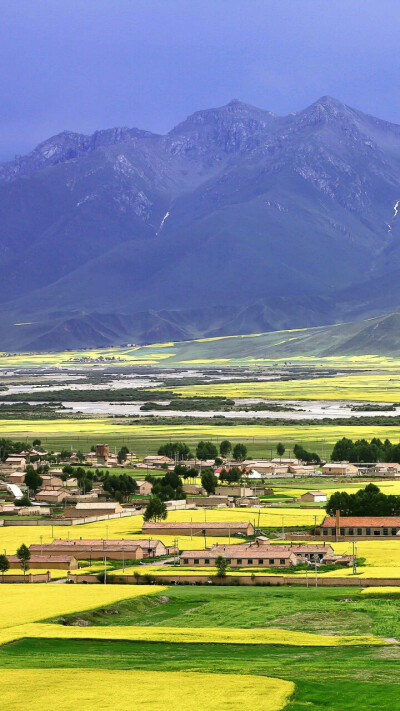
xmin=1 ymin=622 xmax=386 ymax=648
xmin=170 ymin=373 xmax=400 ymax=402
xmin=0 ymin=584 xmax=164 ymax=644
xmin=1 ymin=669 xmax=294 ymax=711
xmin=3 ymin=420 xmax=400 ymax=449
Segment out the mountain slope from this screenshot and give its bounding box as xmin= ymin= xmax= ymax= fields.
xmin=152 ymin=312 xmax=400 ymax=363
xmin=2 ymin=97 xmax=400 ymax=350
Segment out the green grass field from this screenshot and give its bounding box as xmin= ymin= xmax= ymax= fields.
xmin=1 ymin=586 xmax=400 ymax=710
xmin=4 ymin=418 xmax=400 ymax=457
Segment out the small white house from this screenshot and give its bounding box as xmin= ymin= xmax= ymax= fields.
xmin=300 ymin=490 xmax=327 ymax=503
xmin=247 ymin=470 xmax=263 ymax=479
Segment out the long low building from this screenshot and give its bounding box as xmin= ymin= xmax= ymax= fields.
xmin=7 ymin=554 xmax=79 ymax=570
xmin=29 ymin=538 xmax=171 ymax=560
xmin=215 ymin=485 xmax=254 ymax=497
xmin=180 ymin=541 xmax=349 ymax=568
xmin=268 ymin=543 xmax=334 ymax=562
xmin=62 ymin=502 xmax=124 ymax=518
xmin=318 ymin=514 xmax=400 ymax=538
xmin=142 ymin=521 xmax=255 ymax=536
xmin=180 ymin=545 xmax=297 ymax=568
xmin=186 ymin=495 xmax=232 ymax=507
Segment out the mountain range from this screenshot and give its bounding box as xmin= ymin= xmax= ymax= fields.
xmin=2 ymin=96 xmax=400 ymax=351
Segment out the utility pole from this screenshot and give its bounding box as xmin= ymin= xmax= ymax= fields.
xmin=352 ymin=541 xmax=357 ymax=575
xmin=104 ymin=551 xmax=107 ymax=584
xmin=314 ymin=556 xmax=318 ymax=587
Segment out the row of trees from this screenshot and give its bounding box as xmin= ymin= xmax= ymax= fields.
xmin=158 ymin=440 xmax=248 ymax=462
xmin=331 ymin=437 xmax=400 ymax=464
xmin=293 ymin=444 xmax=321 ymax=464
xmin=326 ymin=483 xmax=400 ymax=516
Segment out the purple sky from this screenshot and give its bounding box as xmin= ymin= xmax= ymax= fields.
xmin=1 ymin=0 xmax=399 ymax=160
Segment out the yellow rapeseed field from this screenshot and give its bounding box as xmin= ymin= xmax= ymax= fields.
xmin=0 ymin=584 xmax=164 ymax=640
xmin=169 ymin=373 xmax=400 ymax=402
xmin=361 ymin=587 xmax=400 ymax=594
xmin=3 ymin=419 xmax=400 ymax=451
xmin=1 ymin=669 xmax=294 ymax=711
xmin=4 ymin=622 xmax=386 ymax=648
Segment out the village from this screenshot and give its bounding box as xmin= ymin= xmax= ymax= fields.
xmin=0 ymin=439 xmax=399 ymax=585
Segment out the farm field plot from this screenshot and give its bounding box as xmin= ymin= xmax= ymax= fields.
xmin=2 ymin=344 xmax=400 ymax=371
xmin=1 ymin=669 xmax=293 ymax=711
xmin=169 ymin=373 xmax=400 ymax=402
xmin=0 ymin=586 xmax=399 ymax=710
xmin=0 ymin=585 xmax=162 ymax=637
xmin=7 ymin=622 xmax=385 ymax=647
xmin=4 ymin=419 xmax=400 ymax=457
xmin=43 ymin=586 xmax=400 ymax=637
xmin=1 ymin=638 xmax=399 ymax=711
xmin=273 ymin=480 xmax=400 ymax=497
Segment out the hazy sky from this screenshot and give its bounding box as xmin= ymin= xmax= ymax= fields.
xmin=1 ymin=0 xmax=400 ymax=160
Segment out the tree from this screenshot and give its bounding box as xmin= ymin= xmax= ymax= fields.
xmin=276 ymin=443 xmax=285 ymax=457
xmin=0 ymin=554 xmax=9 ymax=582
xmin=16 ymin=494 xmax=31 ymax=507
xmin=16 ymin=544 xmax=30 ymax=581
xmin=32 ymin=439 xmax=41 ymax=447
xmin=220 ymin=440 xmax=232 ymax=458
xmin=143 ymin=496 xmax=167 ymax=523
xmin=221 ymin=466 xmax=242 ymax=484
xmin=76 ymin=450 xmax=85 ymax=463
xmin=62 ymin=464 xmax=74 ymax=476
xmin=196 ymin=441 xmax=218 ymax=461
xmin=24 ymin=466 xmax=43 ymax=493
xmin=117 ymin=446 xmax=129 ymax=464
xmin=201 ymin=468 xmax=217 ymax=495
xmin=293 ymin=444 xmax=320 ymax=464
xmin=158 ymin=442 xmax=192 ymax=460
xmin=233 ymin=443 xmax=247 ymax=462
xmin=215 ymin=555 xmax=228 ymax=578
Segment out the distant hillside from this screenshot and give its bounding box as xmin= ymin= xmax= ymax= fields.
xmin=3 ymin=96 xmax=400 ymax=349
xmin=146 ymin=312 xmax=400 ymax=363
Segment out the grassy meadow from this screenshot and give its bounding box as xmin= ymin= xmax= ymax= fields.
xmin=4 ymin=418 xmax=400 ymax=458
xmin=0 ymin=585 xmax=400 ymax=710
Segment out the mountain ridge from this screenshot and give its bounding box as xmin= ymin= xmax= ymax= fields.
xmin=2 ymin=96 xmax=400 ymax=351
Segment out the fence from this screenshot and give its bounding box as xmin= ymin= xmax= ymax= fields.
xmin=0 ymin=572 xmax=51 ymax=583
xmin=68 ymin=572 xmax=400 ymax=587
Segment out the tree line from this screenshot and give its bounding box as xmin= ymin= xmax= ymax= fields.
xmin=326 ymin=484 xmax=400 ymax=516
xmin=331 ymin=437 xmax=400 ymax=464
xmin=157 ymin=439 xmax=248 ymax=462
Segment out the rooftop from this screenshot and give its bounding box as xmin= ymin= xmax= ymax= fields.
xmin=321 ymin=516 xmax=400 ymax=526
xmin=142 ymin=521 xmax=253 ymax=529
xmin=74 ymin=502 xmax=121 ymax=510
